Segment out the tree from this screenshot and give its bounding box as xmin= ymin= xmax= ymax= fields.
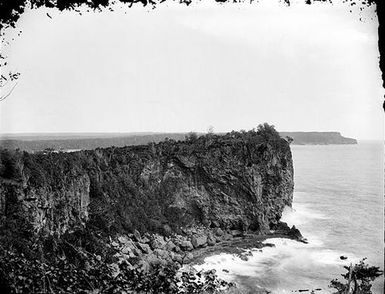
xmin=256 ymin=123 xmax=280 ymax=141
xmin=185 ymin=132 xmax=198 ymax=142
xmin=0 ymin=55 xmax=19 ymax=102
xmin=329 ymin=258 xmax=383 ymax=294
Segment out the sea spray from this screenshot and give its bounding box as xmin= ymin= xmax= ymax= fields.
xmin=194 ymin=203 xmax=359 ymax=293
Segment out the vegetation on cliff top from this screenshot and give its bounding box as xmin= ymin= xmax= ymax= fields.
xmin=0 ymin=124 xmax=292 ymax=236
xmin=0 ymin=131 xmax=357 ymax=153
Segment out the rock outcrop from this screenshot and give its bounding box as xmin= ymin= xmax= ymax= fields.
xmin=0 ymin=127 xmax=294 ymax=237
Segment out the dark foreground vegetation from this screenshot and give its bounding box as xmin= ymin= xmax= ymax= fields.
xmin=329 ymin=259 xmax=383 ymax=294
xmin=0 ymin=229 xmax=235 ymax=293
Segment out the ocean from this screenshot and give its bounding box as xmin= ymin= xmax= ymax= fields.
xmin=195 ymin=142 xmax=384 ymax=294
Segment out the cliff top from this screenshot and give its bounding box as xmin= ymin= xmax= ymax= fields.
xmin=0 ymin=129 xmax=356 ymax=152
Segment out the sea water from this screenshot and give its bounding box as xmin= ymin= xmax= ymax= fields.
xmin=195 ymin=142 xmax=384 ymax=294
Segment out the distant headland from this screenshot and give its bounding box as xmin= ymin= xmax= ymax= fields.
xmin=0 ymin=131 xmax=357 ymax=152
xmin=280 ymin=132 xmax=357 ymax=145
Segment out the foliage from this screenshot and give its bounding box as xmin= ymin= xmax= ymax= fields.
xmin=0 ymin=230 xmax=235 ymax=294
xmin=0 ymin=149 xmax=22 ymax=180
xmin=256 ymin=123 xmax=280 ymax=140
xmin=185 ymin=132 xmax=199 ymax=142
xmin=0 ymin=0 xmax=377 ymax=32
xmin=329 ymin=258 xmax=383 ymax=294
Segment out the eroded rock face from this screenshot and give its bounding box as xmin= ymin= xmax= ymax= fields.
xmin=0 ymin=173 xmax=90 ymax=235
xmin=0 ymin=130 xmax=294 ymax=236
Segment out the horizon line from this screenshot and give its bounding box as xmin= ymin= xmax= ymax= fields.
xmin=0 ymin=131 xmax=381 ymax=141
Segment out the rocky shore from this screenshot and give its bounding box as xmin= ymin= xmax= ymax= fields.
xmin=108 ymin=221 xmax=306 ymax=277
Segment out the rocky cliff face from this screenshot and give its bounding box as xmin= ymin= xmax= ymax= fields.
xmin=0 ymin=129 xmax=294 ymax=237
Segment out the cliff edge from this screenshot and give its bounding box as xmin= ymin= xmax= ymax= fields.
xmin=0 ymin=125 xmax=294 ymax=237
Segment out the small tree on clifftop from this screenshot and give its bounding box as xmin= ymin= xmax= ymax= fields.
xmin=256 ymin=123 xmax=280 ymax=141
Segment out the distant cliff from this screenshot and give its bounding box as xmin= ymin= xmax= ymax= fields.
xmin=0 ymin=126 xmax=294 ymax=237
xmin=0 ymin=133 xmax=188 ymax=152
xmin=0 ymin=130 xmax=356 ymax=152
xmin=279 ymin=132 xmax=357 ymax=145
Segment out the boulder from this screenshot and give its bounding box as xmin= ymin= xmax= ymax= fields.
xmin=150 ymin=235 xmax=167 ymax=250
xmin=137 ymin=242 xmax=152 ymax=254
xmin=143 ymin=253 xmax=159 ymax=264
xmin=223 ymin=233 xmax=233 ymax=241
xmin=202 ymin=219 xmax=211 ymax=227
xmin=183 ymin=252 xmax=194 ymax=263
xmin=114 ymin=252 xmax=135 ymax=264
xmin=165 ymin=240 xmax=177 ymax=251
xmin=288 ymin=225 xmax=303 ymax=240
xmin=174 ymin=244 xmax=182 ymax=253
xmin=171 ymin=253 xmax=183 ymax=264
xmin=138 ymin=260 xmax=151 ymax=272
xmin=109 ymin=263 xmax=120 ymax=278
xmin=120 ymin=239 xmax=141 ymax=256
xmin=142 ymin=233 xmax=152 ymax=243
xmin=153 ymin=249 xmax=171 ymax=262
xmin=230 ymin=230 xmax=243 ymax=237
xmin=207 ymin=234 xmax=216 ymax=246
xmin=118 ymin=235 xmax=129 ymax=244
xmin=210 ymin=220 xmax=220 ymax=228
xmin=133 ymin=230 xmax=142 ymax=242
xmin=180 ymin=240 xmax=194 ymax=251
xmin=214 ymin=228 xmax=224 ymax=236
xmin=273 ymin=222 xmax=290 ymax=232
xmin=238 ymin=254 xmax=248 ymax=261
xmin=154 ymin=249 xmax=168 ymax=258
xmin=121 ymin=246 xmax=133 ymax=255
xmin=191 ymin=234 xmax=208 ymax=248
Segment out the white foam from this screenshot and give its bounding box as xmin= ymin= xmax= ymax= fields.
xmin=194 ymin=193 xmax=362 ymax=293
xmin=281 ymin=203 xmax=328 ymax=227
xmin=194 ymin=236 xmax=358 ymax=293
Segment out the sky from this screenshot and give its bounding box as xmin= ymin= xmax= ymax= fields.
xmin=0 ymin=0 xmax=383 ymax=140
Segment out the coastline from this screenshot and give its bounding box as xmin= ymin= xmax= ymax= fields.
xmin=184 ymin=233 xmax=310 ymax=294
xmin=189 ymin=232 xmax=305 ymax=266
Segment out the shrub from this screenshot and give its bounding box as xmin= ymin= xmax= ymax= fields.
xmin=329 ymin=258 xmax=383 ymax=294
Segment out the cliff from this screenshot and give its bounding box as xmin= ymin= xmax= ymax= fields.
xmin=280 ymin=132 xmax=357 ymax=145
xmin=0 ymin=127 xmax=294 ymax=237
